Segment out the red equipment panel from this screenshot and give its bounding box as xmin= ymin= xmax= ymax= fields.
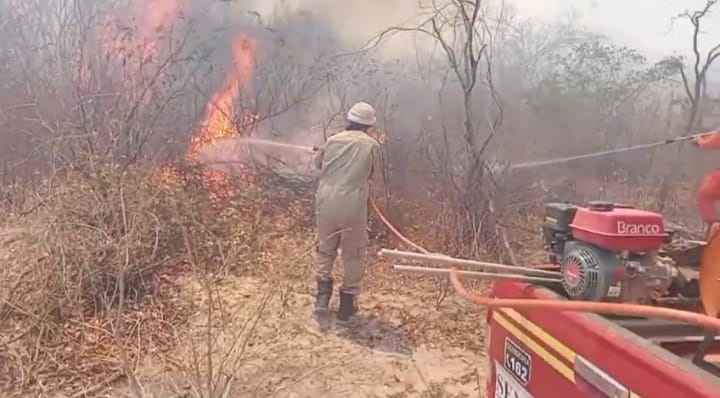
xmin=570 ymin=206 xmax=667 ymax=252
xmin=487 ymin=281 xmax=720 ymax=398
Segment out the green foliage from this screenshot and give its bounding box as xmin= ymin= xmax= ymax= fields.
xmin=533 ymin=38 xmax=677 ymax=110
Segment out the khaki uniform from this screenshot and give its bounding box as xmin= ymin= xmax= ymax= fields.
xmin=696 ymin=130 xmax=720 ymax=223
xmin=313 ymin=129 xmax=382 ymax=295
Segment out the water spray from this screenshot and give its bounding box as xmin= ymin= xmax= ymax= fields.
xmin=238 ymin=131 xmax=712 ymax=175
xmin=509 ymin=132 xmax=711 ymax=170
xmin=239 ymin=131 xmax=720 ymax=329
xmin=237 ymin=138 xmax=317 ymax=152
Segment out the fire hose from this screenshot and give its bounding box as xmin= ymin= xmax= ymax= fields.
xmin=301 ymin=129 xmax=720 ymax=329
xmin=508 ymin=131 xmax=712 ymax=170
xmin=369 ymin=199 xmax=720 ymax=332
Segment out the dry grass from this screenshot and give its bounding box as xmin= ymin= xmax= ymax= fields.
xmin=9 ymin=143 xmax=701 ymax=398
xmin=104 ymin=259 xmax=488 ymax=398
xmin=0 ymin=157 xmax=495 ymax=397
xmin=0 ymin=161 xmax=309 ymax=396
xmin=1 ymin=152 xmax=704 ymax=398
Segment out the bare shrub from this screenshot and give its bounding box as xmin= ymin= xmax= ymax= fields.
xmin=0 ymin=158 xmax=293 ymax=394
xmin=3 ymin=0 xmax=720 ymax=396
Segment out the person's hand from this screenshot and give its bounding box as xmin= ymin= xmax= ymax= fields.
xmin=694 ymin=131 xmax=716 ymax=147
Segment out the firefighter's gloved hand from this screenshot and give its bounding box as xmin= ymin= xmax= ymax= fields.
xmin=691 ymin=134 xmax=707 ymax=147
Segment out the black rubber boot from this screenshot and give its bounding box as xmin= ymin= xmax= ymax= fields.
xmin=337 ymin=291 xmax=358 ymax=321
xmin=314 ymin=280 xmax=333 ymax=314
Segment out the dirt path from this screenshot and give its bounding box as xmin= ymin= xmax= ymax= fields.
xmin=108 ymin=271 xmax=489 ymax=398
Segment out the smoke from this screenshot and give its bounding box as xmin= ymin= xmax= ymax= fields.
xmin=171 ymin=0 xmax=442 ymax=175
xmin=111 ymin=0 xmax=436 ymax=125
xmin=244 ymin=0 xmax=424 ymax=53
xmin=0 ymin=0 xmax=441 ymax=178
xmin=197 ymin=1 xmax=437 ymax=137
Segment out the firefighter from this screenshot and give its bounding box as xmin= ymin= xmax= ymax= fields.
xmin=694 ymin=126 xmax=720 ymax=238
xmin=312 ymin=102 xmax=383 ymax=321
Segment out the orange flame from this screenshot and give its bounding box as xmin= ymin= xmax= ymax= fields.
xmin=371 ymin=131 xmax=387 ymax=145
xmin=187 ymin=36 xmax=257 ymax=162
xmin=92 ymin=0 xmax=182 ymax=110
xmin=181 ymin=35 xmax=258 ymax=196
xmin=100 ymin=0 xmax=181 ymax=68
xmin=138 ymin=0 xmax=182 ymax=61
xmin=96 ymin=2 xmax=258 ymax=197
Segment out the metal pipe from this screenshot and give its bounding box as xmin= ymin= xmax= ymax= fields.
xmin=372 ymin=198 xmax=720 ymax=333
xmin=393 ymin=264 xmax=562 ymax=284
xmin=379 ymin=248 xmax=561 ymax=278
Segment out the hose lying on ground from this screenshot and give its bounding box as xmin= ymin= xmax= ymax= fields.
xmin=369 ymin=198 xmax=720 ymax=332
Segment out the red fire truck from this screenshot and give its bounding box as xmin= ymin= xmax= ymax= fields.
xmin=487 ymin=280 xmax=720 ymax=397
xmin=483 ymin=200 xmax=720 ymax=397
xmin=380 ymin=199 xmax=720 ymax=398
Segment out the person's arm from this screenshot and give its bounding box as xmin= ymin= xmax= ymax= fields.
xmin=313 ymin=146 xmax=325 ymax=170
xmin=696 ymin=128 xmax=720 ymax=149
xmin=369 ymin=141 xmax=385 ymax=192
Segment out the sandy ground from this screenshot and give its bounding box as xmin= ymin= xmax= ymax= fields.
xmin=0 ymin=219 xmax=488 ymax=397
xmin=107 ymin=266 xmax=489 ymax=398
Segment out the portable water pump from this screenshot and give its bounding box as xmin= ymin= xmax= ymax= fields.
xmin=541 ymin=201 xmax=684 ymax=303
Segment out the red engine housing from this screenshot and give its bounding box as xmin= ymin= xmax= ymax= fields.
xmin=570 ymin=204 xmax=667 ymax=252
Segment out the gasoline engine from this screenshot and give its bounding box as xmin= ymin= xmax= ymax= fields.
xmin=542 ymin=201 xmax=685 ymax=303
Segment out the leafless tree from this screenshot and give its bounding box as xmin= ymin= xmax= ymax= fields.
xmin=360 ymin=0 xmax=506 ymax=214
xmin=673 ymin=0 xmax=720 ymax=132
xmin=351 ymin=0 xmax=512 ymax=307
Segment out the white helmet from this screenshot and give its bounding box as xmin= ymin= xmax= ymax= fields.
xmin=347 ymin=102 xmax=376 ymax=126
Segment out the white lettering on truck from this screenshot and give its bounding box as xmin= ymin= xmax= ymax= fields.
xmin=616 ymin=221 xmax=661 ymax=234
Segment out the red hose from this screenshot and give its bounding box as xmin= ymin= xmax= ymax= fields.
xmin=370 ymin=198 xmax=720 ymax=332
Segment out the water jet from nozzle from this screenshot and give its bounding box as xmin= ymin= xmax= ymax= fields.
xmin=237 ymin=137 xmax=316 ymax=152
xmin=509 ymin=141 xmax=669 ymax=170
xmin=509 ymin=132 xmax=705 ymax=170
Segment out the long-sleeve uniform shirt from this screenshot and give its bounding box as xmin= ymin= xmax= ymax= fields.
xmin=698 ymin=130 xmax=720 ymax=150
xmin=313 ymin=130 xmax=383 ymax=222
xmin=695 ymin=129 xmax=720 ymax=224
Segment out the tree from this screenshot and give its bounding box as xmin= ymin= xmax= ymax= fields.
xmin=672 ymin=0 xmax=720 ymax=132
xmin=356 ymin=0 xmax=511 ymax=264
xmin=532 ymin=38 xmax=676 ymax=148
xmin=494 ymin=19 xmax=591 ymax=93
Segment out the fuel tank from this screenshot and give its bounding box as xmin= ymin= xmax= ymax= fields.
xmin=569 ymin=201 xmax=667 ymax=252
